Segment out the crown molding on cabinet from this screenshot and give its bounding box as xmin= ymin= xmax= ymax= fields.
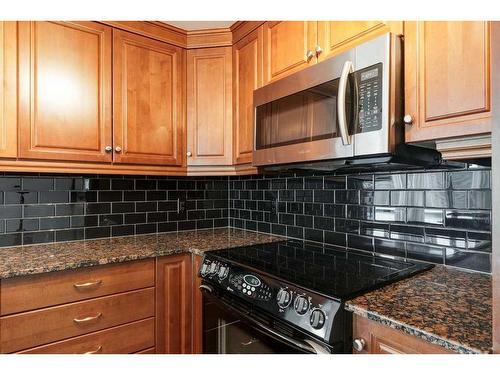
xmin=99 ymin=21 xmax=265 ymax=49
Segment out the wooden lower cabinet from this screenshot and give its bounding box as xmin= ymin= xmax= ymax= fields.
xmin=156 ymin=254 xmax=193 ymax=354
xmin=353 ymin=315 xmax=452 ymax=354
xmin=19 ymin=318 xmax=155 ymax=354
xmin=192 ymin=255 xmax=204 ymax=354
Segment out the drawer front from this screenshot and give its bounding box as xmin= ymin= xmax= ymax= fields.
xmin=0 ymin=288 xmax=155 ymax=353
xmin=0 ymin=259 xmax=155 ymax=316
xmin=136 ymin=347 xmax=156 ymax=354
xmin=19 ymin=318 xmax=155 ymax=354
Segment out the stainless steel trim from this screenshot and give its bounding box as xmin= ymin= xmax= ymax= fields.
xmin=338 ymin=60 xmax=353 ymax=146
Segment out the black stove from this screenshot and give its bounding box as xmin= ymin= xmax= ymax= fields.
xmin=199 ymin=239 xmax=433 ymax=353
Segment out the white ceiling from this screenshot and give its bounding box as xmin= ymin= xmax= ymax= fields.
xmin=161 ymin=21 xmax=235 ymax=31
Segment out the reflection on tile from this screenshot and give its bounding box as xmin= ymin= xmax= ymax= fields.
xmin=347 ymin=175 xmax=373 ymax=190
xmin=445 ymin=249 xmax=491 ymax=273
xmin=391 ymin=191 xmax=424 ymax=207
xmin=360 ymin=222 xmax=389 ymax=238
xmin=447 ymin=170 xmax=490 ymax=189
xmin=407 ymin=208 xmax=443 ymax=226
xmin=425 ymin=191 xmax=451 ymax=208
xmin=335 ymin=219 xmax=359 ymax=233
xmin=360 ymin=191 xmax=374 ymax=205
xmin=468 ymin=191 xmax=491 ymax=209
xmin=374 ymin=207 xmax=406 ymax=222
xmin=406 ymin=243 xmax=444 ymax=264
xmin=347 ymin=234 xmax=373 ymax=252
xmin=347 ymin=205 xmax=374 ymax=220
xmin=407 ymin=172 xmax=444 ymax=189
xmin=375 ymin=174 xmax=406 ymax=190
xmin=373 ymin=191 xmax=389 ymax=206
xmin=425 ymin=228 xmax=466 ymax=249
xmin=374 ymin=238 xmax=405 ymax=257
xmin=390 ymin=224 xmax=424 ymax=242
xmin=467 ymin=232 xmax=492 ymax=252
xmin=444 ymin=210 xmax=491 ymax=231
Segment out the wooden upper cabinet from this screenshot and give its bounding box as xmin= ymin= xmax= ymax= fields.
xmin=156 ymin=254 xmax=192 ymax=354
xmin=263 ymin=21 xmax=317 ymax=84
xmin=187 ymin=47 xmax=232 ymax=166
xmin=18 ymin=21 xmax=112 ymax=162
xmin=317 ymin=21 xmax=402 ymax=61
xmin=113 ymin=29 xmax=185 ymax=166
xmin=233 ymin=26 xmax=263 ymax=165
xmin=0 ymin=21 xmax=17 ymax=158
xmin=405 ymin=21 xmax=492 ymax=142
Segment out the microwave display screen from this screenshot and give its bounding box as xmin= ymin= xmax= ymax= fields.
xmin=356 ymin=63 xmax=383 ymax=133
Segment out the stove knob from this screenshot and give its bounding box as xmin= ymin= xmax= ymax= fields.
xmin=208 ymin=262 xmax=219 ymax=274
xmin=276 ymin=288 xmax=292 ymax=308
xmin=294 ymin=296 xmax=309 ymax=315
xmin=310 ymin=309 xmax=326 ymax=330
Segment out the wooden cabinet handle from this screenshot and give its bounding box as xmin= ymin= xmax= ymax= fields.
xmin=83 ymin=345 xmax=102 ymax=354
xmin=73 ymin=280 xmax=102 ymax=290
xmin=73 ymin=312 xmax=102 ymax=324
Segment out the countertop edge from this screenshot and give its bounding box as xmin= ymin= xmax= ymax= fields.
xmin=345 ymin=302 xmax=490 ymax=354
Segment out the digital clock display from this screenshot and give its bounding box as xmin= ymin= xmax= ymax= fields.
xmin=360 ymin=68 xmax=379 ymax=82
xmin=243 ymin=274 xmax=261 ymax=287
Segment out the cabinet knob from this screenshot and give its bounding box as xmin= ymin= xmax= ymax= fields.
xmin=315 ymin=45 xmax=323 ymax=57
xmin=186 ymin=151 xmax=192 ymax=157
xmin=352 ymin=338 xmax=366 ymax=352
xmin=403 ymin=114 xmax=413 ymax=125
xmin=104 ymin=146 xmax=112 ymax=153
xmin=115 ymin=146 xmax=122 ymax=153
xmin=305 ymin=50 xmax=314 ymax=62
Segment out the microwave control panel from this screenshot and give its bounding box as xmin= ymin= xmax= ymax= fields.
xmin=356 ymin=63 xmax=383 ymax=133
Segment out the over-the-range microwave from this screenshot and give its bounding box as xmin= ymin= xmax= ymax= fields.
xmin=252 ymin=33 xmax=446 ymax=171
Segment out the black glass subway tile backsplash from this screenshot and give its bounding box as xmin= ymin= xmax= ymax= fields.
xmin=229 ymin=165 xmax=492 ymax=273
xmin=0 ymin=174 xmax=229 ymax=248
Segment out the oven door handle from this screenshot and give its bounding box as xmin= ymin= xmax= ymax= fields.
xmin=243 ymin=312 xmax=331 ymax=354
xmin=337 ymin=60 xmax=353 ymax=146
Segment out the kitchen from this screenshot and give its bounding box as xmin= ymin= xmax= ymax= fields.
xmin=0 ymin=0 xmax=499 ymax=372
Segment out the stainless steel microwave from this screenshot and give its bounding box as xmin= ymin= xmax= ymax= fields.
xmin=252 ymin=33 xmax=406 ymax=168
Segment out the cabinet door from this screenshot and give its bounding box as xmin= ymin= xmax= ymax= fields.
xmin=113 ymin=29 xmax=185 ymax=166
xmin=317 ymin=21 xmax=401 ymax=61
xmin=263 ymin=21 xmax=317 ymax=84
xmin=18 ymin=21 xmax=112 ymax=162
xmin=405 ymin=21 xmax=491 ymax=142
xmin=187 ymin=47 xmax=232 ymax=166
xmin=156 ymin=254 xmax=192 ymax=354
xmin=233 ymin=26 xmax=263 ymax=165
xmin=0 ymin=22 xmax=17 ymax=158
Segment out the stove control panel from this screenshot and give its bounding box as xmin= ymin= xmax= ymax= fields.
xmin=199 ymin=256 xmax=341 ymax=342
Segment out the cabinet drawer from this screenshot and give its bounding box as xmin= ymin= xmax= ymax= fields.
xmin=19 ymin=318 xmax=155 ymax=354
xmin=0 ymin=259 xmax=155 ymax=316
xmin=0 ymin=287 xmax=155 ymax=353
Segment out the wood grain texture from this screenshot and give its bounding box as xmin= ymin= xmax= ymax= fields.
xmin=263 ymin=21 xmax=317 ymax=84
xmin=191 ymin=255 xmax=203 ymax=354
xmin=113 ymin=29 xmax=185 ymax=166
xmin=492 ymin=21 xmax=500 ymax=354
xmin=1 ymin=259 xmax=154 ymax=316
xmin=19 ymin=318 xmax=155 ymax=354
xmin=353 ymin=315 xmax=453 ymax=354
xmin=18 ymin=21 xmax=113 ymax=162
xmin=0 ymin=21 xmax=17 ymax=158
xmin=156 ymin=254 xmax=192 ymax=354
xmin=233 ymin=26 xmax=263 ymax=165
xmin=187 ymin=47 xmax=233 ymax=166
xmin=0 ymin=287 xmax=155 ymax=353
xmin=405 ymin=21 xmax=492 ymax=143
xmin=317 ymin=21 xmax=401 ymax=61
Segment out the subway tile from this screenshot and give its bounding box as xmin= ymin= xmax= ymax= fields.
xmin=54 ymin=177 xmax=84 ymax=191
xmin=407 ymin=172 xmax=444 ymax=189
xmin=391 ymin=191 xmax=424 ymax=207
xmin=98 ymin=191 xmax=123 ymax=202
xmin=296 ymin=190 xmax=313 ymax=202
xmin=425 ymin=227 xmax=466 ymax=249
xmin=55 ymin=228 xmax=85 ymax=242
xmin=111 ymin=225 xmax=135 ymax=237
xmin=335 ymin=190 xmax=359 ymax=204
xmin=71 ymin=215 xmax=98 ymax=228
xmin=85 ymin=226 xmax=111 ymax=239
xmin=314 ymin=216 xmax=335 ymax=231
xmin=287 ymin=178 xmax=304 ymax=189
xmin=271 ymin=179 xmax=286 ymax=190
xmin=6 ymin=219 xmax=39 ymax=233
xmin=390 ymin=224 xmax=424 ymax=242
xmin=347 ymin=235 xmax=373 ymax=252
xmin=346 ymin=205 xmax=374 ymax=220
xmin=23 ymin=231 xmax=54 ymax=245
xmin=86 ymin=203 xmax=111 ymax=215
xmin=0 ymin=233 xmax=22 ymax=247
xmin=24 ymin=205 xmax=54 ymax=218
xmin=22 ymin=177 xmax=54 ymax=191
xmin=373 ymin=191 xmax=390 ymax=206
xmin=447 ymin=170 xmax=490 ymax=189
xmin=158 ymin=222 xmax=178 ymax=232
xmin=124 ymin=213 xmax=147 ymax=225
xmin=305 ymin=203 xmax=323 ymax=216
xmin=39 ymin=191 xmax=69 ymax=204
xmin=374 ymin=238 xmax=405 ymax=258
xmin=374 ymin=207 xmax=406 ymax=223
xmin=271 ymin=223 xmax=286 ymax=236
xmin=85 ymin=178 xmax=110 ymax=191
xmin=445 ymin=210 xmax=491 ymax=231
xmin=99 ymin=214 xmax=124 ymax=226
xmin=347 ymin=175 xmax=373 ymax=190
xmin=324 ymin=204 xmax=345 ymax=218
xmin=324 ymin=231 xmax=346 ymax=247
xmin=178 ymin=221 xmax=195 ymax=231
xmin=406 ymin=243 xmax=444 ymax=264
xmin=305 ymin=177 xmax=324 ymax=189
xmin=375 ymin=174 xmax=406 ymax=190
xmin=4 ymin=191 xmax=37 ymax=205
xmin=39 ymin=217 xmax=71 ymax=230
xmin=158 ymin=180 xmax=177 ymax=190
xmin=467 ymin=232 xmax=491 ymax=252
xmin=407 ymin=208 xmax=443 ymax=226
xmin=360 ymin=222 xmax=389 ymax=238
xmin=468 ymin=191 xmax=491 ymax=209
xmin=70 ymin=191 xmax=97 ymax=203
xmin=111 ymin=179 xmax=135 ymax=190
xmin=335 ymin=219 xmax=359 ymax=233
xmin=136 ymin=202 xmax=157 ymax=212
xmin=445 ymin=249 xmax=490 ymax=273
xmin=0 ymin=178 xmax=22 ymax=191
xmin=360 ymin=191 xmax=374 ymax=205
xmin=324 ymin=176 xmax=346 ymax=189
xmin=56 ymin=203 xmax=85 ymax=216
xmin=136 ymin=179 xmax=157 ymax=190
xmin=111 ymin=202 xmax=136 ymax=214
xmin=295 ymin=215 xmax=313 ymax=228
xmin=124 ymin=191 xmax=146 ymax=201
xmin=287 ymin=226 xmax=304 ymax=239
xmin=305 ymin=228 xmax=323 ymax=243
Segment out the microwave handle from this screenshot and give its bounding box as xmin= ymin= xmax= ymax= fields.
xmin=337 ymin=60 xmax=353 ymax=146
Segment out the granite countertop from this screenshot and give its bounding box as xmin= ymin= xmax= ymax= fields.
xmin=0 ymin=228 xmax=284 ymax=279
xmin=345 ymin=265 xmax=492 ymax=354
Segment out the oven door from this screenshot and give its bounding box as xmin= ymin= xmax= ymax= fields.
xmin=201 ymin=285 xmax=332 ymax=354
xmin=253 ymin=49 xmax=356 ymax=167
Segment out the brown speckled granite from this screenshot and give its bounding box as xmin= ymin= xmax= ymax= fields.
xmin=345 ymin=265 xmax=492 ymax=354
xmin=0 ymin=228 xmax=283 ymax=279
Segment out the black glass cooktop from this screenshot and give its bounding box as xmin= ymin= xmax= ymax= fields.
xmin=207 ymin=239 xmax=433 ymax=300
